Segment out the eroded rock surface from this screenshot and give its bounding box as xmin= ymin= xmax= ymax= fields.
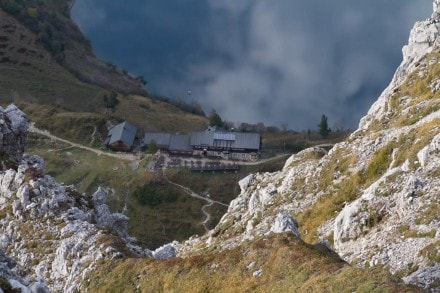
xmin=177 ymin=4 xmax=440 ymax=291
xmin=0 ymin=104 xmax=28 ymax=169
xmin=0 ymin=105 xmax=151 ymax=292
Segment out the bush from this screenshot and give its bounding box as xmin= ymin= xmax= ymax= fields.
xmin=147 ymin=140 xmax=158 ymax=154
xmin=103 ymin=92 xmax=119 ymax=109
xmin=132 ymin=183 xmax=178 ymax=207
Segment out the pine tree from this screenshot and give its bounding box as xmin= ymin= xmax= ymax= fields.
xmin=209 ymin=109 xmax=223 ymax=127
xmin=318 ymin=114 xmax=331 ymax=138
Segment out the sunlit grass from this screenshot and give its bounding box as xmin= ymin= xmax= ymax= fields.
xmin=83 ymin=233 xmax=420 ymax=293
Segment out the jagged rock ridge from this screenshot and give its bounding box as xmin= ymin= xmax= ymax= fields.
xmin=0 ymin=106 xmax=152 ymax=292
xmin=178 ymin=2 xmax=440 ymax=291
xmin=0 ymin=105 xmax=28 ymax=168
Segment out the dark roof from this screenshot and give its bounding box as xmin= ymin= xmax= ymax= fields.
xmin=189 ymin=131 xmax=214 ymax=146
xmin=190 ymin=131 xmax=260 ymax=150
xmin=231 ymin=132 xmax=261 ymax=149
xmin=108 ymin=121 xmax=137 ymax=146
xmin=144 ymin=133 xmax=171 ymax=146
xmin=169 ymin=134 xmax=192 ymax=151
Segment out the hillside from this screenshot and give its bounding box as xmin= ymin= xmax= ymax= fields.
xmin=0 ymin=1 xmax=208 ymax=141
xmin=0 ymin=0 xmax=146 ymax=96
xmin=0 ymin=0 xmax=208 ymax=254
xmin=0 ymin=1 xmax=439 ymax=293
xmin=86 ymin=233 xmax=420 ymax=292
xmin=0 ymin=106 xmax=416 ymax=293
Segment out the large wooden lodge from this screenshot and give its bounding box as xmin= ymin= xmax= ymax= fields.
xmin=105 ymin=121 xmax=261 ymax=161
xmin=144 ymin=130 xmax=261 ymax=161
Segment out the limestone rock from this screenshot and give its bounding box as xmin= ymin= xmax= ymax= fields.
xmin=270 ymin=213 xmax=301 ymax=238
xmin=359 ymin=10 xmax=440 ymax=131
xmin=404 ymin=265 xmax=440 ymax=290
xmin=0 ymin=104 xmax=28 ymax=168
xmin=177 ymin=3 xmax=440 ymax=290
xmin=153 ymin=242 xmax=177 ymax=259
xmin=92 ymin=187 xmax=129 ymax=238
xmin=433 ymin=0 xmax=440 ymax=19
xmin=0 ymin=249 xmax=48 ymax=293
xmin=0 ymin=151 xmax=149 ymax=292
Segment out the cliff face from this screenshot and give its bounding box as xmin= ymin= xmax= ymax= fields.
xmin=178 ymin=2 xmax=440 ymax=290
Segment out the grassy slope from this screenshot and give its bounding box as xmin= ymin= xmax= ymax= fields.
xmin=0 ymin=0 xmax=146 ymax=95
xmin=18 ymin=96 xmax=207 ymax=148
xmin=27 ymin=134 xmax=205 ymax=249
xmin=0 ymin=9 xmax=106 ymax=110
xmin=84 ymin=233 xmax=420 ymax=293
xmin=27 ymin=133 xmax=287 ymax=249
xmin=113 ymin=95 xmax=207 ymax=134
xmin=0 ymin=7 xmax=208 ymax=142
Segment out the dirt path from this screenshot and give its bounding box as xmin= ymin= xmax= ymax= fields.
xmin=29 ymin=123 xmax=138 ymax=162
xmin=89 ymin=125 xmax=97 ymax=145
xmin=240 ymin=153 xmax=292 ymax=166
xmin=201 ymin=201 xmax=214 ymax=232
xmin=163 ymin=173 xmax=228 ymax=207
xmin=161 ymin=169 xmax=228 ymax=230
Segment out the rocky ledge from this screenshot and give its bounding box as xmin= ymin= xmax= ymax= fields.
xmin=0 ymin=106 xmax=154 ymax=292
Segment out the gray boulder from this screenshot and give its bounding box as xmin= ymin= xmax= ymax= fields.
xmin=0 ymin=104 xmax=28 ymax=168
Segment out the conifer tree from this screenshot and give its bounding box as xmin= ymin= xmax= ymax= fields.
xmin=318 ymin=114 xmax=331 ymax=138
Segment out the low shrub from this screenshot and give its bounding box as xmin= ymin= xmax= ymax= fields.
xmin=132 ymin=182 xmax=178 ymax=207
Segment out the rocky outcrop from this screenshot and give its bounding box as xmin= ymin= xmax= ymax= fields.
xmin=178 ymin=3 xmax=440 ymax=291
xmin=359 ymin=2 xmax=440 ymax=131
xmin=92 ymin=187 xmax=130 ymax=239
xmin=0 ymin=105 xmax=151 ymax=292
xmin=0 ymin=249 xmax=48 ymax=293
xmin=178 ymin=147 xmax=324 ymax=254
xmin=0 ymin=104 xmax=28 ymax=169
xmin=152 ymin=242 xmax=178 ymax=259
xmin=433 ymin=0 xmax=440 ymax=19
xmin=0 ymin=154 xmax=150 ymax=292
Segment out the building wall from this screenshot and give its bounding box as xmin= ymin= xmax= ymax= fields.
xmin=169 ymin=150 xmax=193 ymax=156
xmin=109 ymin=141 xmax=131 ymax=152
xmin=193 ymin=149 xmax=259 ymax=161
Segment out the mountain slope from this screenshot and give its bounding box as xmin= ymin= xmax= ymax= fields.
xmin=0 ymin=8 xmax=106 ymax=110
xmin=86 ymin=233 xmax=420 ymax=293
xmin=174 ymin=2 xmax=440 ymax=291
xmin=0 ymin=0 xmax=146 ymax=96
xmin=0 ymin=107 xmax=416 ymax=293
xmin=1 ymin=1 xmax=439 ymax=293
xmin=0 ymin=1 xmax=208 ymax=142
